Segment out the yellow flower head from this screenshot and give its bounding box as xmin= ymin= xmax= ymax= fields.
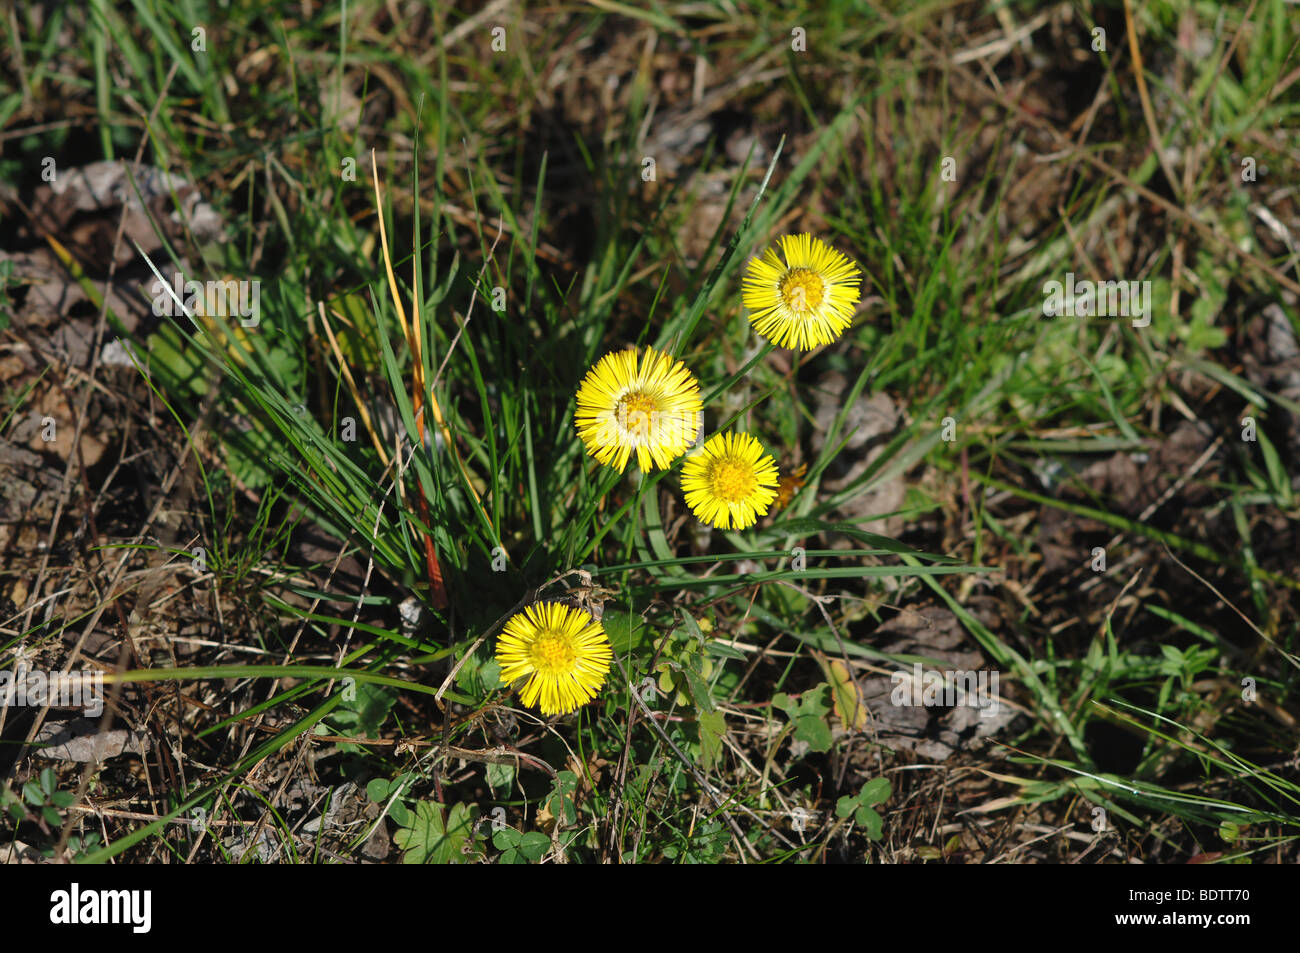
xmin=741 ymin=234 xmax=862 ymax=349
xmin=681 ymin=431 xmax=780 ymax=530
xmin=574 ymin=346 xmax=702 ymax=472
xmin=496 ymin=601 xmax=613 ymax=716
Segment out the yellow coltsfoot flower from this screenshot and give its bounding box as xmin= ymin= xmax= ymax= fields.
xmin=574 ymin=346 xmax=703 ymax=473
xmin=496 ymin=601 xmax=613 ymax=716
xmin=681 ymin=431 xmax=780 ymax=531
xmin=742 ymin=234 xmax=862 ymax=349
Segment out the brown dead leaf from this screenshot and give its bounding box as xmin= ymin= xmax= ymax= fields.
xmin=32 ymin=717 xmax=152 ymax=762
xmin=14 ymin=386 xmax=107 ymax=467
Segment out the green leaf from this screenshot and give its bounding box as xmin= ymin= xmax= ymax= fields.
xmin=797 ymin=685 xmax=831 ymax=719
xmin=391 ymin=801 xmax=439 ymax=862
xmin=859 ymin=777 xmax=892 ymax=806
xmin=485 ymin=761 xmax=515 ymax=796
xmin=437 ymin=803 xmax=482 ymax=864
xmin=545 ymin=771 xmax=579 ymax=827
xmin=795 ymin=714 xmax=833 ymax=753
xmin=772 ymin=692 xmax=796 ymax=717
xmin=704 ymin=641 xmax=747 ymax=660
xmin=326 ymin=682 xmax=397 ymax=748
xmin=488 ymin=826 xmax=546 ymax=863
xmin=494 ymin=827 xmax=548 ymax=865
xmin=518 ymin=832 xmax=550 ymax=861
xmin=1257 ymin=428 xmax=1293 ymax=506
xmin=392 ymin=801 xmax=481 ymax=864
xmin=679 ymin=610 xmax=706 ymax=648
xmin=603 ymin=609 xmax=650 ymax=654
xmin=855 ymin=805 xmax=884 ymax=840
xmin=681 ymin=660 xmax=716 ymax=713
xmin=454 ymin=644 xmax=502 ymax=694
xmin=492 ymin=828 xmax=521 ymax=851
xmin=837 ymin=778 xmax=891 ymax=833
xmin=697 ymin=710 xmax=726 ymax=770
xmin=775 ymin=686 xmax=834 ymax=753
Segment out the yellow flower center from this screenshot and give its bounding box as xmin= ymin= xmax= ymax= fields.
xmin=530 ymin=631 xmax=576 ymax=674
xmin=617 ymin=391 xmax=660 ymax=438
xmin=779 ymin=268 xmax=825 ymax=312
xmin=709 ymin=459 xmax=757 ymax=502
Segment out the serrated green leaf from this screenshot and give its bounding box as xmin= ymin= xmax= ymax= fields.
xmin=393 ymin=800 xmax=481 ymax=864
